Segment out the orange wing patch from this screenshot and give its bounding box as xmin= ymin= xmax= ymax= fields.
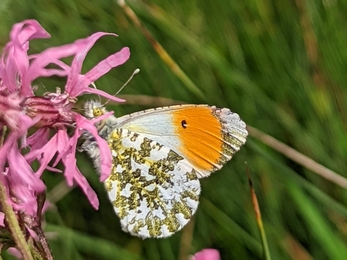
xmin=173 ymin=107 xmax=223 ymax=173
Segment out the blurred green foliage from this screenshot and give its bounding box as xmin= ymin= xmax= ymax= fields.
xmin=1 ymin=0 xmax=347 ymax=259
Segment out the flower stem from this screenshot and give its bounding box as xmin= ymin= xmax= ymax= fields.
xmin=0 ymin=183 xmax=34 ymax=260
xmin=33 ymin=226 xmax=54 ymax=260
xmin=31 ymin=192 xmax=54 ymax=260
xmin=246 ymin=166 xmax=272 ymax=260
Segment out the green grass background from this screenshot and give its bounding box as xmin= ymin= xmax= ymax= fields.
xmin=1 ymin=0 xmax=347 ymax=259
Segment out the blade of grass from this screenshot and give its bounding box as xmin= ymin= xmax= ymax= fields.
xmin=282 ymin=233 xmax=313 ymax=260
xmin=201 ymin=198 xmax=262 ymax=256
xmin=289 ymin=185 xmax=347 ymax=260
xmin=124 ymin=0 xmax=320 ymax=140
xmin=46 ymin=224 xmax=144 ymax=260
xmin=158 ymin=239 xmax=175 ymax=260
xmin=117 ymin=0 xmax=205 ymax=101
xmin=178 ymin=217 xmax=195 ymax=260
xmin=249 ymin=140 xmax=347 ymax=217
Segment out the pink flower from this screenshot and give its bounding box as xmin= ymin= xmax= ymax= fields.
xmin=190 ymin=249 xmax=221 ymax=260
xmin=0 ymin=19 xmax=130 ymax=215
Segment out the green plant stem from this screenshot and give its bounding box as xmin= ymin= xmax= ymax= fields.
xmin=29 ymin=239 xmax=44 ymax=260
xmin=0 ymin=183 xmax=33 ymax=260
xmin=247 ymin=168 xmax=271 ymax=260
xmin=31 ymin=248 xmax=44 ymax=260
xmin=256 ymin=213 xmax=271 ymax=260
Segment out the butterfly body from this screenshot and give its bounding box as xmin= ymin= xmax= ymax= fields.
xmin=81 ymin=100 xmax=247 ymax=238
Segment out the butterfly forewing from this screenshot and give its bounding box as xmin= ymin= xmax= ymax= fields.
xmin=115 ymin=105 xmax=248 ymax=178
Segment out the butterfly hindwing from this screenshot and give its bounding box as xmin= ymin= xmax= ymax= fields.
xmin=105 ymin=128 xmax=201 ymax=238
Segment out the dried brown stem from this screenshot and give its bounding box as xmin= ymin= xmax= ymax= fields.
xmin=248 ymin=126 xmax=347 ymax=189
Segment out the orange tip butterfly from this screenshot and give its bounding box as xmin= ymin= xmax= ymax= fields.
xmin=81 ymin=100 xmax=248 ymax=239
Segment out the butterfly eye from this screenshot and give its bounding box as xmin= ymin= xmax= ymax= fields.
xmin=93 ymin=108 xmax=103 ymax=117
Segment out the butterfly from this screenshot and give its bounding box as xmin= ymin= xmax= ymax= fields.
xmin=81 ymin=100 xmax=248 ymax=239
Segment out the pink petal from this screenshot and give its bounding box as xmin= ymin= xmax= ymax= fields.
xmin=83 ymin=86 xmax=126 ymax=103
xmin=0 ymin=133 xmax=17 ymax=171
xmin=28 ymin=56 xmax=70 ymax=78
xmin=25 ymin=127 xmax=99 ymax=208
xmin=26 ymin=128 xmax=50 ymax=150
xmin=64 ymin=159 xmax=99 ymax=209
xmin=28 ymin=32 xmax=115 ymax=86
xmin=2 ymin=144 xmax=45 ymax=216
xmin=6 ymin=20 xmax=50 ymax=97
xmin=8 ymin=248 xmax=22 ymax=259
xmin=191 ymin=249 xmax=221 ymax=260
xmin=26 ymin=130 xmax=68 ymax=176
xmin=56 ymin=131 xmax=99 ymax=208
xmin=8 ymin=143 xmax=45 ymax=192
xmin=10 ymin=20 xmax=50 ymax=44
xmin=75 ymin=47 xmax=130 ymax=100
xmin=68 ymin=32 xmax=118 ymax=85
xmin=0 ymin=44 xmax=27 ymax=93
xmin=86 ymin=47 xmax=130 ymax=82
xmin=0 ymin=113 xmax=39 ymax=173
xmin=4 ymin=45 xmax=29 ymax=93
xmin=61 ymin=134 xmax=79 ymax=186
xmin=10 ymin=188 xmax=37 ymax=215
xmin=25 ymin=129 xmax=71 ymax=178
xmin=75 ymin=114 xmax=112 ymax=181
xmin=45 ymin=166 xmax=62 ymax=173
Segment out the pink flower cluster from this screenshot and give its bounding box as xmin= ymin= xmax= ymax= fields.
xmin=0 ymin=20 xmax=130 ymax=216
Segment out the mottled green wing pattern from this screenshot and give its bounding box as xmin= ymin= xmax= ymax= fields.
xmin=105 ymin=128 xmax=201 ymax=238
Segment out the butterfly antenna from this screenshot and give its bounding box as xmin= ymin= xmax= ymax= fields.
xmin=90 ymin=82 xmax=102 ymax=103
xmin=34 ymin=81 xmax=49 ymax=93
xmin=103 ymin=68 xmax=140 ymax=106
xmin=115 ymin=68 xmax=140 ymax=96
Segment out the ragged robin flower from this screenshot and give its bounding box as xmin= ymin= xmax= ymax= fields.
xmin=0 ymin=19 xmax=130 ymax=249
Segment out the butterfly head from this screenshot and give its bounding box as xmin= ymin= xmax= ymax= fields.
xmin=80 ymin=100 xmax=118 ymax=172
xmin=84 ymin=100 xmax=107 ymax=119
